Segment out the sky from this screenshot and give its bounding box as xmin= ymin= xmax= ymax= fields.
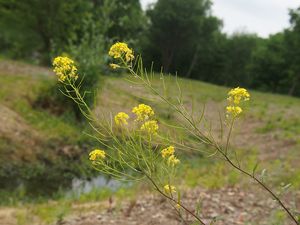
xmin=140 ymin=0 xmax=300 ymax=37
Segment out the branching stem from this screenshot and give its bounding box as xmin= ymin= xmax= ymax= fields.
xmin=144 ymin=173 xmax=207 ymax=225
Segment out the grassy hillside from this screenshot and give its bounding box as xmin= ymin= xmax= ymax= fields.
xmin=97 ymin=73 xmax=300 ymax=187
xmin=0 ymin=60 xmax=299 ymax=224
xmin=0 ymin=60 xmax=97 ymax=200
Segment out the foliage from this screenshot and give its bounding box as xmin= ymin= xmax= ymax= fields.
xmin=144 ymin=0 xmax=221 ymax=75
xmin=104 ymin=0 xmax=146 ymax=44
xmin=247 ymin=8 xmax=300 ymax=97
xmin=249 ymin=33 xmax=287 ymax=93
xmin=283 ymin=7 xmax=300 ymax=96
xmin=0 ymin=0 xmax=93 ymax=63
xmin=220 ymin=33 xmax=260 ymax=87
xmin=35 ymin=2 xmax=111 ymax=116
xmin=1 ymin=0 xmax=300 ymax=97
xmin=140 ymin=0 xmax=300 ymax=97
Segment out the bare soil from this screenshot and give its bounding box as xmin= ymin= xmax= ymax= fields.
xmin=62 ymin=187 xmax=299 ymax=225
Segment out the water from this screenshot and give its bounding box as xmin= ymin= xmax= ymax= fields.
xmin=0 ymin=175 xmax=123 ymax=201
xmin=69 ymin=176 xmax=122 ymax=197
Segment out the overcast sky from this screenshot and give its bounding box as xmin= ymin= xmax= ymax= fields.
xmin=140 ymin=0 xmax=300 ymax=37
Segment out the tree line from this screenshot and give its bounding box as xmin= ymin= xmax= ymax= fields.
xmin=0 ymin=0 xmax=299 ymax=97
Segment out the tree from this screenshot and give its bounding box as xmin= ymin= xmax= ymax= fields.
xmin=145 ymin=0 xmax=221 ymax=76
xmin=102 ymin=0 xmax=146 ymax=46
xmin=0 ymin=0 xmax=93 ymax=63
xmin=249 ymin=33 xmax=288 ymax=93
xmin=221 ymin=33 xmax=260 ymax=87
xmin=248 ymin=8 xmax=300 ymax=97
xmin=284 ymin=8 xmax=300 ymax=96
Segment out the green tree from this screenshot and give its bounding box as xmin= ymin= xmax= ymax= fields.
xmin=284 ymin=8 xmax=300 ymax=96
xmin=249 ymin=33 xmax=287 ymax=93
xmin=248 ymin=7 xmax=300 ymax=97
xmin=221 ymin=33 xmax=260 ymax=87
xmin=106 ymin=0 xmax=146 ymax=43
xmin=145 ymin=0 xmax=221 ymax=76
xmin=0 ymin=0 xmax=93 ymax=63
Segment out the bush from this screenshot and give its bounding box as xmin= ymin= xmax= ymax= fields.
xmin=35 ymin=19 xmax=106 ymax=120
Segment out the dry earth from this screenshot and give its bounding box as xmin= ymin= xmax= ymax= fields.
xmin=0 ymin=104 xmax=42 ymax=162
xmin=61 ymin=187 xmax=299 ymax=225
xmin=0 ymin=60 xmax=53 ymax=77
xmin=0 ymin=186 xmax=298 ymax=225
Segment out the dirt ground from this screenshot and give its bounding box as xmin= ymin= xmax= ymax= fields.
xmin=62 ymin=187 xmax=299 ymax=225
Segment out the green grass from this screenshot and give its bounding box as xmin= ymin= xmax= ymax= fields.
xmin=0 ymin=74 xmax=83 ymax=142
xmin=9 ymin=184 xmax=139 ymax=225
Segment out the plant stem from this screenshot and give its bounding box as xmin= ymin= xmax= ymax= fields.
xmin=225 ymin=118 xmax=235 ymax=155
xmin=144 ymin=173 xmax=207 ymax=225
xmin=219 ymin=151 xmax=299 ymax=224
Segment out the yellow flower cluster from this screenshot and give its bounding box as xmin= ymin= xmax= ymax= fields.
xmin=161 ymin=146 xmax=180 ymax=166
xmin=53 ymin=56 xmax=78 ymax=82
xmin=114 ymin=104 xmax=158 ymax=134
xmin=226 ymin=106 xmax=242 ymax=117
xmin=114 ymin=112 xmax=129 ymax=126
xmin=168 ymin=155 xmax=180 ymax=166
xmin=109 ymin=42 xmax=134 ymax=62
xmin=161 ymin=146 xmax=175 ymax=158
xmin=141 ymin=120 xmax=159 ymax=135
xmin=132 ymin=104 xmax=154 ymax=121
xmin=227 ymin=87 xmax=250 ymax=105
xmin=89 ymin=149 xmax=106 ymax=161
xmin=164 ymin=184 xmax=176 ymax=194
xmin=226 ymin=87 xmax=250 ymax=117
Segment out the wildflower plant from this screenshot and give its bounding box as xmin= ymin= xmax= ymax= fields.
xmin=53 ymin=42 xmax=299 ymax=225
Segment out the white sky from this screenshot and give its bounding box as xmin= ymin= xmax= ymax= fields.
xmin=140 ymin=0 xmax=300 ymax=37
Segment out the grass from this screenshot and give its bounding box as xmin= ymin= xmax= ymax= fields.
xmin=9 ymin=184 xmax=139 ymax=225
xmin=0 ymin=74 xmax=83 ymax=142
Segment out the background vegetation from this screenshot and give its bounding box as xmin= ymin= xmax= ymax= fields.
xmin=1 ymin=0 xmax=300 ymax=97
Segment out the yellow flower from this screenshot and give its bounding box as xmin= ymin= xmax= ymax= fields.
xmin=226 ymin=87 xmax=249 ymax=118
xmin=164 ymin=185 xmax=176 ymax=194
xmin=53 ymin=56 xmax=78 ymax=82
xmin=161 ymin=146 xmax=175 ymax=158
xmin=114 ymin=112 xmax=129 ymax=126
xmin=132 ymin=104 xmax=154 ymax=121
xmin=110 ymin=63 xmax=120 ymax=69
xmin=89 ymin=149 xmax=106 ymax=161
xmin=125 ymin=52 xmax=134 ymax=62
xmin=141 ymin=120 xmax=158 ymax=135
xmin=226 ymin=106 xmax=243 ymax=117
xmin=109 ymin=42 xmax=134 ymax=62
xmin=227 ymin=87 xmax=250 ymax=105
xmin=167 ymin=155 xmax=180 ymax=166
